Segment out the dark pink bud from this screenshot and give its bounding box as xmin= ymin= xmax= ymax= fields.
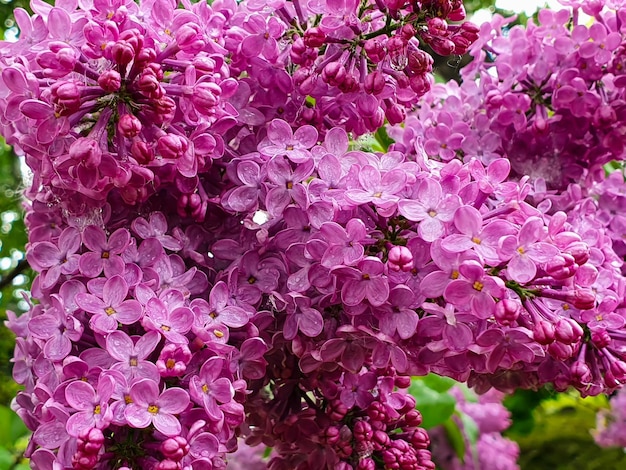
xmin=409 ymin=74 xmax=432 ymax=95
xmin=555 ymin=318 xmax=583 ymax=344
xmin=304 ymin=27 xmax=326 ymax=48
xmin=448 ymin=5 xmax=467 ymax=21
xmin=117 ymin=114 xmax=142 ymax=138
xmin=324 ymin=425 xmax=340 ymax=445
xmin=410 ymin=428 xmax=430 ymax=449
xmin=570 ymin=361 xmax=592 ymax=384
xmin=52 ymin=81 xmax=81 ymax=115
xmin=338 ymin=74 xmax=359 ymax=93
xmin=131 ymin=141 xmax=154 ymax=165
xmin=394 ymin=375 xmax=411 ymax=389
xmin=545 ymin=254 xmax=577 ymax=279
xmin=384 ymin=0 xmax=406 ymax=10
xmin=364 ymin=39 xmax=386 ymax=63
xmin=137 ymin=70 xmax=164 ymax=99
xmin=533 ymin=320 xmax=555 ymax=345
xmin=161 ymin=437 xmax=189 ymax=461
xmin=176 ymin=23 xmax=206 ymax=53
xmin=427 ymin=18 xmax=447 ymax=36
xmin=157 ymin=134 xmax=189 ymax=159
xmin=69 ymin=138 xmax=102 ymax=169
xmin=611 ymin=360 xmax=626 ymax=382
xmin=591 ymin=329 xmax=611 ymax=348
xmin=387 ymin=36 xmax=407 ymax=69
xmin=427 ymin=37 xmax=456 ymax=56
xmin=119 ymin=29 xmax=143 ymax=55
xmin=407 ymin=49 xmax=433 ymax=74
xmin=357 ymin=458 xmax=376 ymax=470
xmin=111 ymin=40 xmax=135 ymax=65
xmin=566 ymin=241 xmax=590 ymax=265
xmin=354 ymin=420 xmax=373 ymax=442
xmin=98 ymin=70 xmax=121 ymax=92
xmin=177 ymin=193 xmax=206 ymax=221
xmin=572 ymin=290 xmax=595 ymax=310
xmin=385 ymin=104 xmax=405 ymax=125
xmin=400 ymin=24 xmax=416 ymax=41
xmin=135 ymin=47 xmax=156 ymax=67
xmin=548 ymin=342 xmax=573 ymax=360
xmin=192 ymin=82 xmax=221 ymax=114
xmin=460 ymin=21 xmax=480 ymax=36
xmin=404 ymin=409 xmax=423 ymax=427
xmin=364 ymin=71 xmax=386 ymax=95
xmin=322 ymin=62 xmax=347 ymax=87
xmin=372 ymin=430 xmax=390 ymax=451
xmin=594 ymin=104 xmax=617 ymax=126
xmin=156 ymin=459 xmax=179 ymax=470
xmin=495 ymin=299 xmax=520 ymax=326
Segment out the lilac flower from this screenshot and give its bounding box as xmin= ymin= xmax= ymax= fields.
xmin=106 ymin=330 xmax=161 ymax=382
xmin=398 ymin=178 xmax=460 ymax=242
xmin=264 ymin=156 xmax=313 ymax=216
xmin=283 ymin=293 xmax=324 ymax=340
xmin=143 ymin=294 xmax=194 ymax=344
xmin=258 ymin=119 xmax=318 ymax=163
xmin=28 ymin=302 xmax=83 ymax=361
xmin=76 ymin=275 xmax=142 ymax=334
xmin=125 ymin=379 xmax=190 ymax=436
xmin=444 ymin=260 xmax=505 ymax=319
xmin=498 ymin=217 xmax=559 ymax=283
xmin=377 ymin=285 xmax=419 ymax=340
xmin=345 ymin=165 xmax=407 ymax=216
xmin=131 ymin=212 xmax=183 ymax=251
xmin=190 ymin=357 xmax=235 ymax=423
xmin=340 ymin=372 xmax=376 ymax=409
xmin=317 ymin=219 xmax=367 ymax=268
xmin=65 ymin=375 xmax=115 ymax=437
xmin=335 ymin=256 xmax=389 ymax=307
xmin=442 ymin=205 xmax=515 ymax=264
xmin=156 ymin=343 xmax=192 ymax=377
xmin=27 ymin=227 xmax=80 ymax=290
xmin=79 ymin=226 xmax=130 ymax=278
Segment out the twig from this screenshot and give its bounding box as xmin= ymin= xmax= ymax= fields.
xmin=0 ymin=259 xmax=30 ymax=291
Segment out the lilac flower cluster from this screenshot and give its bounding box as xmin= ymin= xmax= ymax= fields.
xmin=3 ymin=0 xmax=626 ymax=468
xmin=430 ymin=388 xmax=519 ymax=470
xmin=595 ymin=386 xmax=626 ymax=448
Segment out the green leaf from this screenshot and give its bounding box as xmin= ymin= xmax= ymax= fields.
xmin=442 ymin=417 xmax=466 ymax=461
xmin=374 ymin=126 xmax=395 ymax=152
xmin=417 ymin=374 xmax=456 ymax=393
xmin=408 ymin=379 xmax=456 ymax=429
xmin=0 ymin=446 xmax=15 ymax=470
xmin=0 ymin=405 xmax=29 ymax=448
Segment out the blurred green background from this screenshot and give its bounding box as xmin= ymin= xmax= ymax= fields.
xmin=0 ymin=1 xmax=625 ymax=469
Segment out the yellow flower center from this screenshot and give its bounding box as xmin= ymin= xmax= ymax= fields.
xmin=471 ymin=237 xmax=481 ymax=245
xmin=94 ymin=405 xmax=101 ymax=415
xmin=105 ymin=307 xmax=116 ymax=316
xmin=148 ymin=404 xmax=159 ymax=414
xmin=473 ymin=281 xmax=484 ymax=292
xmin=451 ymin=270 xmax=459 ymax=280
xmin=166 ymin=358 xmax=176 ymax=369
xmin=214 ymin=330 xmax=224 ymax=338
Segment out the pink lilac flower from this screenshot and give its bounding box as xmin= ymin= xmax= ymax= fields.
xmin=125 ymin=379 xmax=190 ymax=436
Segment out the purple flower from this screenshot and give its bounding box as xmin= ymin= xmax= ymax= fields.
xmin=398 ymin=178 xmax=460 ymax=242
xmin=498 ymin=217 xmax=559 ymax=283
xmin=190 ymin=357 xmax=234 ymax=423
xmin=345 ymin=165 xmax=407 ymax=216
xmin=258 ymin=119 xmax=318 ymax=163
xmin=28 ymin=300 xmax=83 ymax=361
xmin=283 ymin=293 xmax=324 ymax=340
xmin=79 ymin=226 xmax=130 ymax=278
xmin=377 ymin=285 xmax=419 ymax=340
xmin=317 ymin=219 xmax=367 ymax=268
xmin=143 ymin=293 xmax=194 ymax=344
xmin=335 ymin=256 xmax=389 ymax=307
xmin=444 ymin=260 xmax=505 ymax=319
xmin=125 ymin=379 xmax=190 ymax=436
xmin=106 ymin=330 xmax=161 ymax=382
xmin=27 ymin=227 xmax=80 ymax=290
xmin=76 ymin=275 xmax=142 ymax=334
xmin=131 ymin=212 xmax=183 ymax=251
xmin=65 ymin=375 xmax=115 ymax=437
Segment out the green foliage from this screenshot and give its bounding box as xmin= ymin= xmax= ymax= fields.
xmin=409 ymin=376 xmax=458 ymax=429
xmin=0 ymin=405 xmax=29 ymax=470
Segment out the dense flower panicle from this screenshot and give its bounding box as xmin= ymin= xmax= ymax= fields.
xmin=3 ymin=0 xmax=626 ymax=468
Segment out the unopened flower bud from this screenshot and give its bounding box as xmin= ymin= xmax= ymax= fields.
xmin=111 ymin=40 xmax=135 ymax=65
xmin=69 ymin=138 xmax=102 ymax=169
xmin=570 ymin=361 xmax=592 ymax=384
xmin=322 ymin=62 xmax=347 ymax=86
xmin=591 ymin=329 xmax=611 ymax=348
xmin=304 ymin=27 xmax=326 ymax=48
xmin=98 ymin=70 xmax=121 ymax=92
xmin=548 ymin=341 xmax=574 ymax=360
xmin=495 ymin=299 xmax=520 ymax=326
xmin=555 ymin=318 xmax=583 ymax=344
xmin=131 ymin=141 xmax=154 ymax=165
xmin=533 ymin=320 xmax=555 ymax=345
xmin=364 ymin=71 xmax=386 ymax=95
xmin=118 ymin=114 xmax=142 ymax=138
xmin=364 ymin=39 xmax=386 ymax=63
